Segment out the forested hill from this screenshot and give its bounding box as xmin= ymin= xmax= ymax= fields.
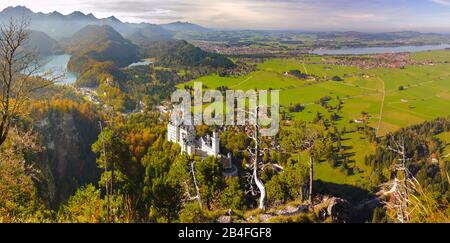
xmin=369 ymin=117 xmax=450 ymax=190
xmin=65 ymin=26 xmax=234 ymax=88
xmin=155 ymin=40 xmax=235 ymax=68
xmin=66 ymin=25 xmax=139 ymax=73
xmin=27 ymin=30 xmax=62 ymax=56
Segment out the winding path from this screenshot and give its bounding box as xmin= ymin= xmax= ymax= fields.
xmin=230 ymin=76 xmax=253 ymax=88
xmin=302 ymin=62 xmax=309 ymax=75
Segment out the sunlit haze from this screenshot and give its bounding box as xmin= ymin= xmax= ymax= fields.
xmin=1 ymin=0 xmax=450 ymax=32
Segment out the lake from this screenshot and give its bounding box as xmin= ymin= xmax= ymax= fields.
xmin=311 ymin=44 xmax=450 ymax=55
xmin=38 ymin=56 xmax=153 ymax=84
xmin=38 ymin=54 xmax=77 ymax=85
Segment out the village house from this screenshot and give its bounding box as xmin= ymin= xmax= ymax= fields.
xmin=431 ymin=153 xmax=439 ymax=164
xmin=354 ymin=119 xmax=364 ymax=124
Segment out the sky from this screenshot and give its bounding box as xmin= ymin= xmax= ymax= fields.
xmin=1 ymin=0 xmax=450 ymax=32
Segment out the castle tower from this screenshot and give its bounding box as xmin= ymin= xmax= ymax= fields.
xmin=167 ymin=123 xmax=179 ymax=143
xmin=212 ymin=130 xmax=220 ymax=156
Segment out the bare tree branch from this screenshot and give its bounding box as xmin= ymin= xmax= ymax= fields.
xmin=0 ymin=17 xmax=59 ymax=147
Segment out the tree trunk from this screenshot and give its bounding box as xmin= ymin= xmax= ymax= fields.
xmin=99 ymin=121 xmax=110 ymax=222
xmin=254 ymin=125 xmax=266 ymax=211
xmin=191 ymin=161 xmax=203 ymax=209
xmin=298 ymin=152 xmax=303 ymax=201
xmin=309 ymin=156 xmax=313 ymax=207
xmin=254 ymin=163 xmax=266 ymax=211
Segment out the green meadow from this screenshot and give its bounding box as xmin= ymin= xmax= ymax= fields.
xmin=180 ymin=50 xmax=450 ymax=186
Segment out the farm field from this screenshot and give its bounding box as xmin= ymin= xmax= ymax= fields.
xmin=182 ymin=51 xmax=450 ymax=134
xmin=180 ymin=50 xmax=450 ymax=186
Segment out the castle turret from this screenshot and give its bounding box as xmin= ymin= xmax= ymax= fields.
xmin=212 ymin=130 xmax=220 ymax=156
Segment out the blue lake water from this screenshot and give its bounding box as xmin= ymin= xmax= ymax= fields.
xmin=38 ymin=54 xmax=77 ymax=85
xmin=37 ymin=56 xmax=152 ymax=84
xmin=311 ymin=44 xmax=450 ymax=55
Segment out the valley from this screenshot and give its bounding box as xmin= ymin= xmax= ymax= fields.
xmin=0 ymin=4 xmax=448 ymax=224
xmin=182 ymin=51 xmax=450 ymax=187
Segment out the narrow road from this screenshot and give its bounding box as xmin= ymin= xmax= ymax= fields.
xmin=230 ymin=76 xmax=253 ymax=88
xmin=332 ymin=81 xmax=379 ymax=92
xmin=376 ymin=78 xmax=386 ymax=137
xmin=302 ymin=62 xmax=309 ymax=75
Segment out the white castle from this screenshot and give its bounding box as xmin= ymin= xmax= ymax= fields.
xmin=167 ymin=121 xmax=237 ymax=176
xmin=167 ymin=122 xmax=220 ymax=157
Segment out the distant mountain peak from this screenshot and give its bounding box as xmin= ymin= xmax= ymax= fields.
xmin=161 ymin=21 xmax=210 ymax=32
xmin=69 ymin=11 xmax=85 ymax=16
xmin=1 ymin=5 xmax=33 ymax=15
xmin=49 ymin=11 xmax=63 ymax=16
xmin=68 ymin=11 xmax=96 ymax=21
xmin=106 ymin=16 xmax=120 ymax=22
xmin=168 ymin=21 xmax=198 ymax=26
xmin=3 ymin=5 xmax=31 ymax=11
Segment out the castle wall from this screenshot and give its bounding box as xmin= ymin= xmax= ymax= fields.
xmin=167 ymin=123 xmax=178 ymax=143
xmin=168 ymin=123 xmax=220 ymax=157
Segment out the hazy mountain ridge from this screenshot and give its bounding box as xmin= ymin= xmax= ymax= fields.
xmin=314 ymin=31 xmax=449 ymax=41
xmin=160 ymin=21 xmax=210 ymax=32
xmin=127 ymin=25 xmax=174 ymax=45
xmin=0 ymin=6 xmax=207 ymax=40
xmin=2 ymin=6 xmax=447 ymax=45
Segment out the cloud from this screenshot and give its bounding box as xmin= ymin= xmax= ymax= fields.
xmin=430 ymin=0 xmax=450 ymax=6
xmin=77 ymin=0 xmax=183 ymax=20
xmin=1 ymin=0 xmax=450 ymax=31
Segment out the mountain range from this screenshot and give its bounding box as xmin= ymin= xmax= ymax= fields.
xmin=160 ymin=21 xmax=210 ymax=33
xmin=0 ymin=6 xmax=210 ymax=40
xmin=2 ymin=6 xmax=448 ymax=45
xmin=314 ymin=31 xmax=447 ymax=41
